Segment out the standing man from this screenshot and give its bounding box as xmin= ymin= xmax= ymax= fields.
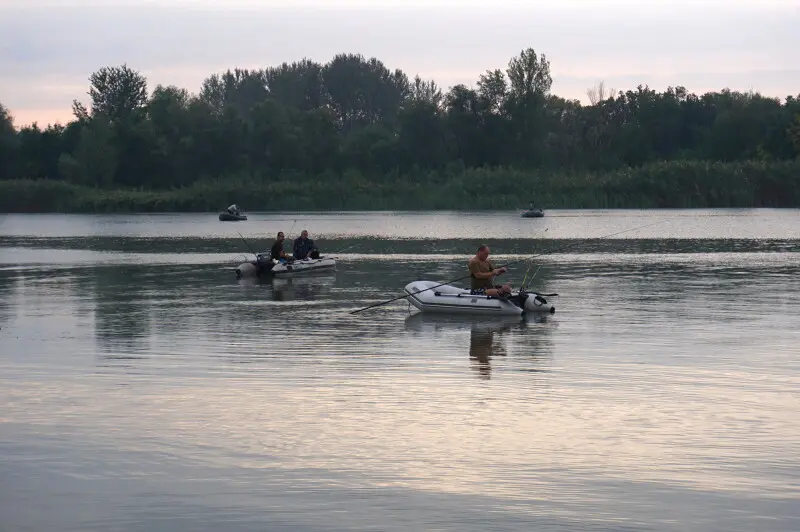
xmin=468 ymin=244 xmax=512 ymax=297
xmin=293 ymin=229 xmax=320 ymax=260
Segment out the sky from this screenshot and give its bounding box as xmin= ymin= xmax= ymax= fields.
xmin=1 ymin=0 xmax=798 ymax=127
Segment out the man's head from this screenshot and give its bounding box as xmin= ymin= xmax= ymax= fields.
xmin=300 ymin=230 xmax=309 ymax=239
xmin=277 ymin=231 xmax=284 ymax=241
xmin=476 ymin=244 xmax=490 ymax=260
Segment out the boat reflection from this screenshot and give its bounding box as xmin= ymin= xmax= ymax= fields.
xmin=236 ymin=270 xmax=337 ymax=301
xmin=404 ymin=312 xmax=555 ymax=380
xmin=270 ymin=274 xmax=336 ymax=301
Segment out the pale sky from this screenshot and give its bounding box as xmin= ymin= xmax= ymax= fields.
xmin=1 ymin=0 xmax=798 ymax=127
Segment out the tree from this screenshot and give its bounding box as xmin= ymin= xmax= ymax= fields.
xmin=340 ymin=124 xmax=397 ymax=176
xmin=789 ymin=113 xmax=800 ymax=158
xmin=443 ymin=85 xmax=484 ymax=166
xmin=0 ymin=102 xmax=20 ymax=179
xmin=506 ymin=48 xmax=552 ymax=98
xmin=504 ymin=48 xmax=553 ymax=165
xmin=58 ymin=117 xmax=117 ymax=186
xmin=245 ymin=99 xmax=302 ymax=172
xmin=74 ymin=64 xmax=148 ymax=123
xmin=298 ymin=107 xmax=341 ymax=174
xmin=147 ymin=85 xmax=194 ymax=186
xmin=265 ymin=59 xmax=328 ymax=111
xmin=408 ymin=75 xmax=443 ymax=108
xmin=5 ymin=48 xmax=800 ymax=211
xmin=586 ymin=80 xmax=616 ymax=105
xmin=17 ymin=124 xmax=65 ymax=180
xmin=323 ymin=53 xmax=409 ymax=132
xmin=477 ymin=69 xmax=507 ymax=114
xmin=397 ymin=100 xmax=449 ymax=172
xmin=199 ymin=68 xmax=268 ymax=117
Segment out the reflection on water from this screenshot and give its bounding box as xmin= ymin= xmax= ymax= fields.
xmin=1 ymin=210 xmax=800 ymax=532
xmin=403 ymin=313 xmax=556 ymax=381
xmin=270 ymin=273 xmax=337 ymax=301
xmin=468 ymin=321 xmax=510 ymax=380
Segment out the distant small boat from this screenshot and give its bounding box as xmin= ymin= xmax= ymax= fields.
xmin=520 ymin=208 xmax=544 ymax=218
xmin=219 ymin=203 xmax=247 ymax=221
xmin=219 ymin=212 xmax=248 ymax=221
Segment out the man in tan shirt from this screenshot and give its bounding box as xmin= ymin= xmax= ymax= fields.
xmin=468 ymin=244 xmax=512 ymax=297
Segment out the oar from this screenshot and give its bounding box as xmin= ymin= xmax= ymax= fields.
xmin=349 ymin=219 xmax=668 ymax=315
xmin=349 ymin=273 xmax=480 ymax=315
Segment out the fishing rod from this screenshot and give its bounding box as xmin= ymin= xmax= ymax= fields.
xmin=522 ymin=265 xmax=542 ymax=290
xmin=325 ymin=242 xmax=360 ymax=259
xmin=520 ymin=241 xmax=541 ymax=288
xmin=348 ymin=219 xmax=668 ymax=315
xmin=237 ymin=232 xmax=259 ymax=260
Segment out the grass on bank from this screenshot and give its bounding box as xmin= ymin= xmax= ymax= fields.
xmin=1 ymin=160 xmax=798 ymax=213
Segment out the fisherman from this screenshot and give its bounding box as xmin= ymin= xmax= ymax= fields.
xmin=468 ymin=244 xmax=512 ymax=297
xmin=270 ymin=231 xmax=291 ymax=263
xmin=293 ymin=229 xmax=320 ymax=260
xmin=227 ymin=204 xmax=241 ymax=216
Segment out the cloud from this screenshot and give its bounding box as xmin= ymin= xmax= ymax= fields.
xmin=1 ymin=1 xmax=798 ymax=125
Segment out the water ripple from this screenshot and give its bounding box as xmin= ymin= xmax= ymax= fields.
xmin=1 ymin=211 xmax=799 ymax=531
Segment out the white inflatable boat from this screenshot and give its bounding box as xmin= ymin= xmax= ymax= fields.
xmin=272 ymin=257 xmax=336 ymax=276
xmin=235 ymin=254 xmax=336 ymax=279
xmin=403 ymin=280 xmax=555 ymax=316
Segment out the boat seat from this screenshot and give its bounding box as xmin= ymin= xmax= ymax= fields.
xmin=431 ymin=292 xmax=490 ymax=299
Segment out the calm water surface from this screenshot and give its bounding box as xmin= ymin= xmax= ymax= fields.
xmin=1 ymin=209 xmax=799 ymax=532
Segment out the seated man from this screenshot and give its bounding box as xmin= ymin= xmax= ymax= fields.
xmin=468 ymin=244 xmax=512 ymax=297
xmin=227 ymin=204 xmax=240 ymax=216
xmin=293 ymin=229 xmax=320 ymax=260
xmin=270 ymin=231 xmax=291 ymax=263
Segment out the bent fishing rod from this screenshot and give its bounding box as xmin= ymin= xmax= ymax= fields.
xmin=237 ymin=232 xmax=259 ymax=260
xmin=349 ymin=219 xmax=668 ymax=315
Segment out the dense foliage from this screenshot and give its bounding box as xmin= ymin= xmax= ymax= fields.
xmin=1 ymin=49 xmax=799 ymax=211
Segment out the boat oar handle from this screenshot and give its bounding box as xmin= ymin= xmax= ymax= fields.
xmin=349 ymin=273 xmax=477 ymax=315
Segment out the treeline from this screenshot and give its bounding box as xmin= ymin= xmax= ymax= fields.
xmin=1 ymin=47 xmax=799 ymax=211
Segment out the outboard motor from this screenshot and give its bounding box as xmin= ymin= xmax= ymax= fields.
xmin=256 ymin=252 xmax=275 ymax=275
xmin=510 ymin=287 xmax=530 ymax=310
xmin=520 ymin=287 xmax=556 ymax=314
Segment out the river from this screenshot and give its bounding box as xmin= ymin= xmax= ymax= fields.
xmin=1 ymin=209 xmax=798 ymax=531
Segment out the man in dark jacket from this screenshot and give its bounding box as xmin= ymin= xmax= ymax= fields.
xmin=293 ymin=230 xmax=320 ymax=260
